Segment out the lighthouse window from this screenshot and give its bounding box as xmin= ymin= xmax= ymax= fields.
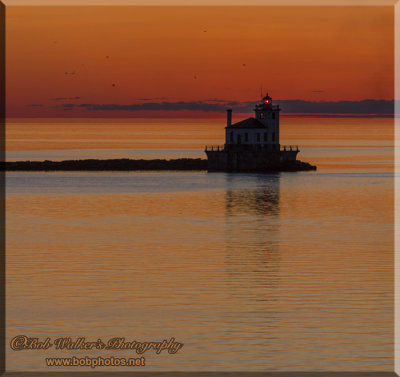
xmin=264 ymin=133 xmax=268 ymax=142
xmin=272 ymin=113 xmax=275 ymax=119
xmin=260 ymin=113 xmax=264 ymax=119
xmin=237 ymin=134 xmax=242 ymax=144
xmin=272 ymin=132 xmax=275 ymax=141
xmin=245 ymin=133 xmax=248 ymax=142
xmin=257 ymin=133 xmax=260 ymax=142
xmin=230 ymin=132 xmax=233 ymax=142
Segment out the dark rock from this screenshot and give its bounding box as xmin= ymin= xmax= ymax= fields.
xmin=1 ymin=158 xmax=316 ymax=172
xmin=2 ymin=158 xmax=208 ymax=171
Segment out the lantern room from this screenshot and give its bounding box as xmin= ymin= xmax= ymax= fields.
xmin=261 ymin=93 xmax=273 ymax=109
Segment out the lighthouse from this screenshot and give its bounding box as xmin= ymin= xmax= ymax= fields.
xmin=205 ymin=93 xmax=301 ymax=172
xmin=225 ymin=93 xmax=280 ymax=152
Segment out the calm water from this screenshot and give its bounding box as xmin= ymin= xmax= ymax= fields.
xmin=6 ymin=117 xmax=394 ymax=371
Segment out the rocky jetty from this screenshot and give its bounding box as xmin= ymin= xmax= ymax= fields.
xmin=3 ymin=158 xmax=208 ymax=171
xmin=278 ymin=160 xmax=317 ymax=172
xmin=3 ymin=158 xmax=316 ymax=172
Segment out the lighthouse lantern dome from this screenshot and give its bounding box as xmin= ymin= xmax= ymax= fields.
xmin=263 ymin=92 xmax=272 ymax=103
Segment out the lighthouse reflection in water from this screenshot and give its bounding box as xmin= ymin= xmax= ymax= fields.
xmin=224 ymin=174 xmax=280 ymax=291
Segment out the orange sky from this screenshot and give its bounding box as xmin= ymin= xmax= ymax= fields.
xmin=6 ymin=6 xmax=394 ymax=118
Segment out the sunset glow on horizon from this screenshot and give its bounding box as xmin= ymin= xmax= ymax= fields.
xmin=6 ymin=6 xmax=394 ymax=118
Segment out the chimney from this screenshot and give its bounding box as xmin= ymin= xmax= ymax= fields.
xmin=227 ymin=109 xmax=232 ymax=127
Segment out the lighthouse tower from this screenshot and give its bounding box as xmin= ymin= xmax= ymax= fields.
xmin=254 ymin=93 xmax=280 ymax=149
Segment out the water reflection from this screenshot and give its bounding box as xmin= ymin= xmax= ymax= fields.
xmin=224 ymin=174 xmax=281 ymax=292
xmin=225 ymin=174 xmax=280 ymax=217
xmin=5 ymin=170 xmax=393 ymax=370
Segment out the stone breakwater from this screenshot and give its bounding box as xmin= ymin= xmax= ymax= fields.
xmin=3 ymin=158 xmax=208 ymax=171
xmin=2 ymin=158 xmax=316 ymax=172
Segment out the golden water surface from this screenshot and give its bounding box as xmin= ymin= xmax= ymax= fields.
xmin=6 ymin=117 xmax=394 ymax=371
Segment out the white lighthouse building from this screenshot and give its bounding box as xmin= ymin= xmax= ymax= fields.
xmin=225 ymin=93 xmax=280 ymax=151
xmin=205 ymin=93 xmax=300 ymax=172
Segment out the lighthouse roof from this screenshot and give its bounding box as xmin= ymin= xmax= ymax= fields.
xmin=229 ymin=117 xmax=266 ymax=129
xmin=263 ymin=92 xmax=272 ymax=101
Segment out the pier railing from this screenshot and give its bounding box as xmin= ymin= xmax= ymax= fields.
xmin=205 ymin=145 xmax=224 ymax=152
xmin=205 ymin=145 xmax=300 ymax=152
xmin=280 ymin=145 xmax=299 ymax=152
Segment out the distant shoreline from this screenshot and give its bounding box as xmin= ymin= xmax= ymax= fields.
xmin=3 ymin=158 xmax=316 ymax=172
